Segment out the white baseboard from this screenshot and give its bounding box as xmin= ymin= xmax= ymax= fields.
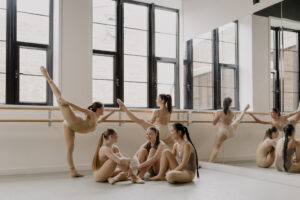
xmin=0 ymin=164 xmax=91 ymax=176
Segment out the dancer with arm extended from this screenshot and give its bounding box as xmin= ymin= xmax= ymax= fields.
xmin=150 ymin=123 xmax=199 ymax=184
xmin=117 ymin=94 xmax=174 ymax=148
xmin=92 ymin=129 xmax=144 ymax=184
xmin=249 ymin=106 xmax=300 ymax=132
xmin=275 ymin=124 xmax=300 ymax=173
xmin=256 ymin=127 xmax=279 ymax=168
xmin=209 ymin=97 xmax=250 ymax=162
xmin=133 ymin=126 xmax=165 ymax=179
xmin=40 ymin=66 xmax=115 ymax=177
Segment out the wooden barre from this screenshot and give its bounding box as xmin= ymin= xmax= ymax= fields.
xmin=0 ymin=119 xmax=188 ymax=123
xmin=191 ymin=120 xmax=259 ymax=124
xmin=191 ymin=111 xmax=269 ymax=116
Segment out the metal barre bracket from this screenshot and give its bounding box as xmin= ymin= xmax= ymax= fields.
xmin=48 ymin=107 xmax=54 ymax=127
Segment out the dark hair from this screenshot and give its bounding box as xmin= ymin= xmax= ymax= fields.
xmin=88 ymin=102 xmax=103 ymax=112
xmin=272 ymin=108 xmax=281 ymax=117
xmin=283 ymin=123 xmax=294 ymax=172
xmin=264 ymin=126 xmax=277 ymax=140
xmin=223 ymin=97 xmax=232 ymax=115
xmin=159 ymin=94 xmax=172 ymax=113
xmin=172 ymin=123 xmax=199 ymax=178
xmin=148 ymin=126 xmax=160 ymax=147
xmin=92 ymin=129 xmax=115 ymax=171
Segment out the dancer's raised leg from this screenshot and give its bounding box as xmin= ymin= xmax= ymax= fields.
xmin=117 ymin=99 xmax=151 ymax=130
xmin=232 ymin=104 xmax=250 ymax=130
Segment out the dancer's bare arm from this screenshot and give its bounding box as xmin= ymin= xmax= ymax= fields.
xmin=148 ymin=110 xmax=159 ymax=124
xmin=103 ymin=146 xmax=130 ymax=166
xmin=249 ymin=113 xmax=272 ymax=125
xmin=174 ymin=143 xmax=191 ymax=171
xmin=139 ymin=143 xmax=165 ymax=169
xmin=283 ymin=110 xmax=300 ymax=118
xmin=66 ymin=101 xmax=94 ymax=118
xmin=98 ymin=110 xmax=116 ymax=123
xmin=212 ymin=111 xmax=220 ymax=125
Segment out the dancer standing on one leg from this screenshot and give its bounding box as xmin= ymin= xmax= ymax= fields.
xmin=117 ymin=94 xmax=174 ymax=148
xmin=40 ymin=66 xmax=115 ymax=177
xmin=209 ymin=97 xmax=250 ymax=162
xmin=249 ymin=105 xmax=300 ymax=132
xmin=256 ymin=127 xmax=279 ymax=168
xmin=150 ymin=123 xmax=199 ymax=184
xmin=92 ymin=129 xmax=144 ymax=184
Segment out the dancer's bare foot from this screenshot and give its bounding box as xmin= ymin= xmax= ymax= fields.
xmin=117 ymin=99 xmax=126 ymax=111
xmin=70 ymin=170 xmax=84 ymax=178
xmin=131 ymin=175 xmax=144 ymax=184
xmin=40 ymin=66 xmax=51 ymax=81
xmin=149 ymin=175 xmax=165 ymax=181
xmin=244 ymin=104 xmax=250 ymax=111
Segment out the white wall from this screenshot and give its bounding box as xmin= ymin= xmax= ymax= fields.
xmin=183 ymin=0 xmax=282 ymax=40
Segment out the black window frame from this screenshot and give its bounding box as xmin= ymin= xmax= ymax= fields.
xmin=5 ymin=0 xmax=54 ymax=105
xmin=185 ymin=21 xmax=239 ymax=110
xmin=270 ymin=26 xmax=300 ymax=112
xmin=92 ymin=0 xmax=180 ymax=108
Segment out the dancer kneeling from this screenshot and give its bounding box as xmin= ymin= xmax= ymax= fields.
xmin=133 ymin=127 xmax=165 ymax=180
xmin=275 ymin=124 xmax=300 ymax=173
xmin=150 ymin=123 xmax=199 ymax=184
xmin=117 ymin=95 xmax=174 ymax=148
xmin=256 ymin=127 xmax=279 ymax=168
xmin=40 ymin=66 xmax=115 ymax=177
xmin=92 ymin=129 xmax=144 ymax=184
xmin=209 ymin=97 xmax=250 ymax=162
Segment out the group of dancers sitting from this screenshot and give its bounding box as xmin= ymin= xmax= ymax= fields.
xmin=40 ymin=65 xmax=300 ymax=185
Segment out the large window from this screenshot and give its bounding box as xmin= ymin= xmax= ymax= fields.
xmin=93 ymin=0 xmax=179 ymax=108
xmin=1 ymin=0 xmax=53 ymax=105
xmin=185 ymin=22 xmax=239 ymax=110
xmin=271 ymin=28 xmax=300 ymax=112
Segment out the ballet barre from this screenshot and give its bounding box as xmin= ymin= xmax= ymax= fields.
xmin=0 ymin=119 xmax=187 ymax=123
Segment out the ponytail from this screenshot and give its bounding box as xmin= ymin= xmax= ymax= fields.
xmin=264 ymin=126 xmax=277 ymax=140
xmin=92 ymin=129 xmax=115 ymax=171
xmin=223 ymin=97 xmax=232 ymax=115
xmin=282 ymin=124 xmax=294 ymax=172
xmin=88 ymin=102 xmax=103 ymax=112
xmin=159 ymin=94 xmax=172 ymax=113
xmin=172 ymin=123 xmax=199 ymax=178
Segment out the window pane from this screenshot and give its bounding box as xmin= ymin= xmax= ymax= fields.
xmin=17 ymin=13 xmax=49 ymax=44
xmin=0 ymin=0 xmax=6 ymax=9
xmin=221 ymin=68 xmax=235 ymax=89
xmin=93 ymin=24 xmax=116 ymax=51
xmin=219 ymin=22 xmax=236 ymax=43
xmin=155 ymin=9 xmax=177 ymax=35
xmin=0 ymin=40 xmax=5 ymax=73
xmin=124 ymin=82 xmax=147 ymax=107
xmin=157 ymin=84 xmax=175 ymax=105
xmin=283 ymin=92 xmax=298 ymax=112
xmin=124 ymin=29 xmax=147 ymax=56
xmin=221 ymin=88 xmax=235 ymax=107
xmin=0 ymin=73 xmax=5 ymax=103
xmin=93 ymin=80 xmax=113 ymax=104
xmin=124 ymin=3 xmax=147 ymax=30
xmin=93 ymin=0 xmax=116 ymax=25
xmin=156 ymin=33 xmax=176 ymax=58
xmin=283 ymin=51 xmax=298 ymax=72
xmin=284 ymin=72 xmax=298 ymax=93
xmin=282 ymin=31 xmax=297 ymax=50
xmin=17 ymin=0 xmax=49 ymax=16
xmin=157 ymin=62 xmax=174 ymax=85
xmin=19 ymin=47 xmax=47 ymax=76
xmin=193 ymin=86 xmax=213 ymax=109
xmin=124 ymin=55 xmax=147 ymax=82
xmin=0 ymin=9 xmax=5 ymax=40
xmin=193 ymin=39 xmax=212 ymax=63
xmin=219 ymin=42 xmax=236 ymax=64
xmin=19 ymin=75 xmax=46 ymax=102
xmin=93 ymin=55 xmax=114 ymax=80
xmin=193 ymin=62 xmax=213 ymax=87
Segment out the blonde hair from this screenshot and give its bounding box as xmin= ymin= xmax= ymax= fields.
xmin=92 ymin=129 xmax=115 ymax=171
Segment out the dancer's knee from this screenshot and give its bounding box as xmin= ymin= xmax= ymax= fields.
xmin=166 ymin=171 xmax=177 ymax=183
